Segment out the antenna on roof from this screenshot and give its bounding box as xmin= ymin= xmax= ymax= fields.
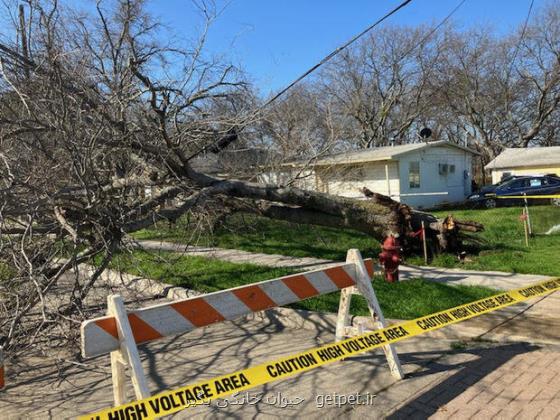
xmin=419 ymin=127 xmax=432 ymax=143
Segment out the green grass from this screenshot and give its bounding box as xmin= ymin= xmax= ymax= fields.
xmin=109 ymin=250 xmax=499 ymax=320
xmin=291 ymin=277 xmax=499 ymax=320
xmin=406 ymin=206 xmax=560 ymax=276
xmin=134 ymin=206 xmax=560 ymax=276
xmin=108 ymin=250 xmax=296 ymax=293
xmin=133 ymin=213 xmax=378 ymax=261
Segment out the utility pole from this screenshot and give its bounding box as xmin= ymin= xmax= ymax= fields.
xmin=18 ymin=4 xmax=30 ymax=78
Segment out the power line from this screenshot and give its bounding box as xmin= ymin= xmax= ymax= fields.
xmin=260 ymin=0 xmax=414 ymax=110
xmin=506 ymin=0 xmax=535 ymax=81
xmin=190 ymin=0 xmax=415 ymax=161
xmin=399 ymin=0 xmax=467 ymax=61
xmin=195 ymin=0 xmax=468 ymax=160
xmin=261 ymin=0 xmax=469 ymax=110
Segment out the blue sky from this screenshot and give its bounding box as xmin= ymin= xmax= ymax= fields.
xmin=22 ymin=1 xmax=536 ymax=94
xmin=143 ymin=0 xmax=540 ymax=95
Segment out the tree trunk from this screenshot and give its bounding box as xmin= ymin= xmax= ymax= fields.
xmin=218 ymin=185 xmax=483 ymax=254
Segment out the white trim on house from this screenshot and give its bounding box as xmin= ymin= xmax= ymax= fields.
xmin=283 ymin=141 xmax=480 ymax=168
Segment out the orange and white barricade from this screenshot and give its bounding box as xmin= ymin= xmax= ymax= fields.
xmin=81 ymin=249 xmax=403 ymax=406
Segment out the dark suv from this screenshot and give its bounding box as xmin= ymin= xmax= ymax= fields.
xmin=467 ymin=175 xmax=560 ymax=208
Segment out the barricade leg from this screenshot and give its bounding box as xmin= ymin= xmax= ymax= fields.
xmin=110 ymin=351 xmax=127 ymax=405
xmin=107 ymin=295 xmax=151 ymax=404
xmin=342 ymin=249 xmax=405 ymax=380
xmin=335 ymin=286 xmax=354 ymax=342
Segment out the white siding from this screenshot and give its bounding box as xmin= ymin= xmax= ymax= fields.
xmin=262 ymin=145 xmax=475 ymax=209
xmin=316 ymin=161 xmax=400 ymax=199
xmin=292 ymin=169 xmax=316 ymax=190
xmin=397 ymin=146 xmax=472 ymax=209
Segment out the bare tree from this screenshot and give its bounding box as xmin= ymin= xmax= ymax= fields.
xmin=0 ymin=0 xmax=482 ymax=357
xmin=430 ymin=1 xmax=560 ymax=169
xmin=0 ymin=0 xmax=252 ymax=354
xmin=286 ymin=2 xmax=560 ymax=173
xmin=318 ymin=25 xmax=442 ymax=149
xmin=257 ymin=84 xmax=345 ymax=159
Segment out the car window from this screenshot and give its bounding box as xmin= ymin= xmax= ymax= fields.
xmin=508 ymin=179 xmax=527 ymax=189
xmin=498 ymin=176 xmax=514 ymax=186
xmin=529 ymin=178 xmax=543 ymax=187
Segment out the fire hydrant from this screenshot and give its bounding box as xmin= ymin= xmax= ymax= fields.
xmin=379 ymin=234 xmax=402 ymax=283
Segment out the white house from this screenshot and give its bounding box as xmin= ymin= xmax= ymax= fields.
xmin=282 ymin=141 xmax=480 ymax=209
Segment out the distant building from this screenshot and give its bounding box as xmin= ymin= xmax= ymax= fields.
xmin=281 ymin=140 xmax=480 ymax=209
xmin=485 ymin=146 xmax=560 ymax=184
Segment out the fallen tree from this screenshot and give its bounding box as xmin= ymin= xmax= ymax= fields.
xmin=0 ymin=0 xmax=482 ymax=356
xmin=240 ymin=186 xmax=483 ymax=253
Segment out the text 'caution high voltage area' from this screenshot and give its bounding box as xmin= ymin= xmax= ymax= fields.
xmin=80 ymin=278 xmax=560 ymax=420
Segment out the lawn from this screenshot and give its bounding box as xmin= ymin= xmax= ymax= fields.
xmin=132 ymin=213 xmax=377 ymax=261
xmin=109 ymin=249 xmax=499 ymax=320
xmin=406 ymin=206 xmax=560 ymax=276
xmin=133 ymin=206 xmax=560 ymax=277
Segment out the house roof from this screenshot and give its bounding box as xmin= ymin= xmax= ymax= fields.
xmin=288 ymin=140 xmax=480 ymax=167
xmin=485 ymin=146 xmax=560 ymax=170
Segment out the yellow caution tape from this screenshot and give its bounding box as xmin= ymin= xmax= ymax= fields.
xmin=496 ymin=195 xmax=560 ymax=199
xmin=79 ymin=278 xmax=560 ymax=420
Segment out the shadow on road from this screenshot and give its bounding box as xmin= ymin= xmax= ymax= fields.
xmin=387 ymin=342 xmax=539 ymax=419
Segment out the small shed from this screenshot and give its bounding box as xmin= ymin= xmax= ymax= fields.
xmin=485 ymin=146 xmax=560 ymax=184
xmin=296 ymin=141 xmax=480 ymax=209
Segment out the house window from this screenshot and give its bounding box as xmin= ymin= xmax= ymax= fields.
xmin=449 ymin=164 xmax=456 ymax=174
xmin=409 ymin=161 xmax=420 ymax=188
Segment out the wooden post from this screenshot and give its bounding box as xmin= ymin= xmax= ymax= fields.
xmin=421 ymin=221 xmax=428 ymax=265
xmin=18 ymin=5 xmax=30 ymax=79
xmin=524 ymin=196 xmax=533 ymax=236
xmin=107 ymin=295 xmax=150 ymax=404
xmin=523 ymin=208 xmax=529 ymax=247
xmin=346 ymin=249 xmax=404 ymax=379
